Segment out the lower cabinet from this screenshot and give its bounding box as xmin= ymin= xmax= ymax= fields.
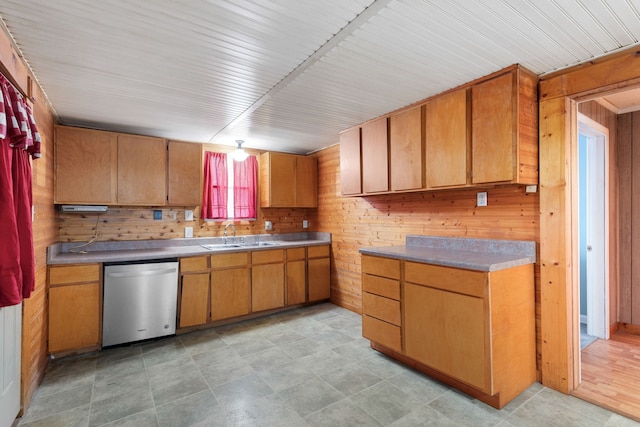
xmin=178 ymin=256 xmax=210 ymax=328
xmin=404 ymin=281 xmax=487 ymax=391
xmin=286 ymin=247 xmax=307 ymax=305
xmin=252 ymin=249 xmax=285 ymax=312
xmin=211 ymin=253 xmax=250 ymax=321
xmin=361 ymin=254 xmax=535 ymax=409
xmin=48 ymin=264 xmax=101 ymax=353
xmin=361 ymin=255 xmax=401 ymax=352
xmin=308 ymin=245 xmax=331 ymax=302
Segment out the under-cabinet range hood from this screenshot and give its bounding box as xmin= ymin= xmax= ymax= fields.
xmin=59 ymin=205 xmax=108 ymax=213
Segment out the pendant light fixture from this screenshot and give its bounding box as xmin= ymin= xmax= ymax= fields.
xmin=231 ymin=139 xmax=249 ymax=161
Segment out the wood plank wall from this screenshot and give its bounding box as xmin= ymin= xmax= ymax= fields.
xmin=0 ymin=25 xmax=57 ymax=412
xmin=58 ymin=206 xmax=311 ymax=242
xmin=618 ymin=110 xmax=640 ymax=326
xmin=308 ymin=145 xmax=541 ymax=370
xmin=577 ymin=101 xmax=619 ymax=328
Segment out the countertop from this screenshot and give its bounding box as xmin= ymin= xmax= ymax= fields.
xmin=359 ymin=235 xmax=536 ymax=272
xmin=47 ymin=232 xmax=331 ymax=265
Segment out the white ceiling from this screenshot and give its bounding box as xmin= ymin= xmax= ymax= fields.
xmin=1 ymin=0 xmax=640 ymax=154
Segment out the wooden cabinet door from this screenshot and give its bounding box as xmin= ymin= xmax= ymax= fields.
xmin=286 ymin=259 xmax=306 ymax=305
xmin=308 ymin=257 xmax=330 ymax=302
xmin=54 ymin=126 xmax=117 ymax=204
xmin=168 ymin=140 xmax=202 ymax=206
xmin=390 ymin=106 xmax=424 ymax=191
xmin=179 ymin=273 xmax=209 ymax=328
xmin=252 ymin=263 xmax=285 ymax=312
xmin=404 ymin=282 xmax=489 ymax=392
xmin=361 ymin=117 xmax=389 ymax=193
xmin=49 ymin=283 xmax=100 ymax=353
xmin=118 ymin=135 xmax=167 ymax=205
xmin=339 ymin=127 xmax=362 ymax=195
xmin=260 ymin=152 xmax=296 ymax=207
xmin=296 ymin=156 xmax=318 ymax=207
xmin=211 ymin=267 xmax=250 ymax=321
xmin=472 ymin=72 xmax=516 ymax=184
xmin=426 ymin=88 xmax=468 ymax=188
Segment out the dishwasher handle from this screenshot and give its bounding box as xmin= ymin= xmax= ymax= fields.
xmin=105 ymin=267 xmax=177 ymax=279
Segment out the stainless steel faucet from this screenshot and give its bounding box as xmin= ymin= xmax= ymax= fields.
xmin=223 ymin=223 xmax=236 ymax=244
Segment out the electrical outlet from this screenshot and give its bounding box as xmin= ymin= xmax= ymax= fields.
xmin=477 ymin=192 xmax=488 ymax=207
xmin=525 ymin=185 xmax=538 ymax=193
xmin=185 ymin=210 xmax=194 ymax=221
xmin=303 ymin=219 xmax=308 ymax=229
xmin=184 ymin=227 xmax=193 ymax=238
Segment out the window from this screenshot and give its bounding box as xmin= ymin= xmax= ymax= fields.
xmin=202 ymin=151 xmax=257 ymax=220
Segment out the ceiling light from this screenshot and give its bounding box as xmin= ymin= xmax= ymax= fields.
xmin=231 ymin=140 xmax=249 ymax=161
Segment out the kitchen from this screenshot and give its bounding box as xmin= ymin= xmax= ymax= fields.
xmin=2 ymin=1 xmax=640 ymax=426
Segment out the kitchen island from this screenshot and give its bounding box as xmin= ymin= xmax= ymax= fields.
xmin=360 ymin=235 xmax=536 ymax=409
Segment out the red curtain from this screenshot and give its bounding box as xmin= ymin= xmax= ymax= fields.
xmin=201 ymin=151 xmax=228 ymax=220
xmin=0 ymin=74 xmax=39 ymax=307
xmin=233 ymin=155 xmax=257 ymax=219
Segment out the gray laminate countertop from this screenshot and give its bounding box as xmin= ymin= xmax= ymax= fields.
xmin=47 ymin=232 xmax=331 ymax=265
xmin=359 ymin=235 xmax=536 ymax=272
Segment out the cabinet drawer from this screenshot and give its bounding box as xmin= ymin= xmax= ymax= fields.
xmin=180 ymin=256 xmax=209 ymax=273
xmin=362 ymin=315 xmax=401 ymax=352
xmin=49 ymin=264 xmax=100 ymax=286
xmin=363 ymin=292 xmax=400 ymax=326
xmin=308 ymin=245 xmax=329 ymax=258
xmin=361 ymin=255 xmax=400 ymax=280
xmin=363 ymin=274 xmax=400 ymax=300
xmin=405 ymin=262 xmax=485 ymax=298
xmin=211 ymin=252 xmax=249 ymax=269
xmin=287 ymin=247 xmax=306 ymax=261
xmin=252 ymin=249 xmax=284 ymax=264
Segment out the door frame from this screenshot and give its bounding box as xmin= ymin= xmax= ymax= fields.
xmin=578 ymin=113 xmax=610 ymax=341
xmin=539 ymin=47 xmax=640 ymax=393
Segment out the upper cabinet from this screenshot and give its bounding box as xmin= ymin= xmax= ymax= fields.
xmin=339 ymin=127 xmax=361 ymax=196
xmin=55 ymin=126 xmax=118 ymax=204
xmin=117 ymin=134 xmax=166 ymax=205
xmin=339 ymin=64 xmax=538 ymax=196
xmin=425 ymin=88 xmax=469 ymax=189
xmin=390 ymin=106 xmax=424 ymax=192
xmin=167 ymin=140 xmax=202 ymax=206
xmin=362 ymin=117 xmax=389 ymax=194
xmin=260 ymin=152 xmax=318 ymax=208
xmin=471 ymin=68 xmax=538 ymax=185
xmin=55 ymin=125 xmax=203 ymax=206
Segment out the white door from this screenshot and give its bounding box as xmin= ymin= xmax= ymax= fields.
xmin=0 ymin=303 xmax=21 ymax=427
xmin=578 ymin=115 xmax=609 ymax=340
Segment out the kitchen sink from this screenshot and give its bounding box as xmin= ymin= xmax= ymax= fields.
xmin=201 ymin=243 xmax=242 ymax=250
xmin=201 ymin=241 xmax=279 ymax=251
xmin=241 ymin=241 xmax=279 ymax=247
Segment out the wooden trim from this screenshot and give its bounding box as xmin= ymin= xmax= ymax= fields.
xmin=620 ymin=323 xmax=640 ymax=335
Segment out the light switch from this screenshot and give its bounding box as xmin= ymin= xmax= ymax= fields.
xmin=477 ymin=192 xmax=488 ymax=207
xmin=303 ymin=219 xmax=308 ymax=229
xmin=184 ymin=227 xmax=193 ymax=238
xmin=185 ymin=210 xmax=194 ymax=221
xmin=265 ymin=220 xmax=273 ymax=231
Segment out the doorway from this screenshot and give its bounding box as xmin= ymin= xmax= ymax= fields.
xmin=577 ymin=113 xmax=609 ymax=348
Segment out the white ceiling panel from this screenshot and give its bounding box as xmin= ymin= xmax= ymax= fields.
xmin=1 ymin=0 xmax=640 ymax=154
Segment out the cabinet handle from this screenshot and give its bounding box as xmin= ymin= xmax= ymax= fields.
xmin=105 ymin=268 xmax=177 ymax=279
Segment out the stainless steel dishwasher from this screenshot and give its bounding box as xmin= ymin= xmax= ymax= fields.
xmin=103 ymin=259 xmax=179 ymax=347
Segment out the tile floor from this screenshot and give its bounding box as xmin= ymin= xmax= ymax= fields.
xmin=581 ymin=322 xmax=598 ymax=350
xmin=16 ymin=303 xmax=640 ymax=427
